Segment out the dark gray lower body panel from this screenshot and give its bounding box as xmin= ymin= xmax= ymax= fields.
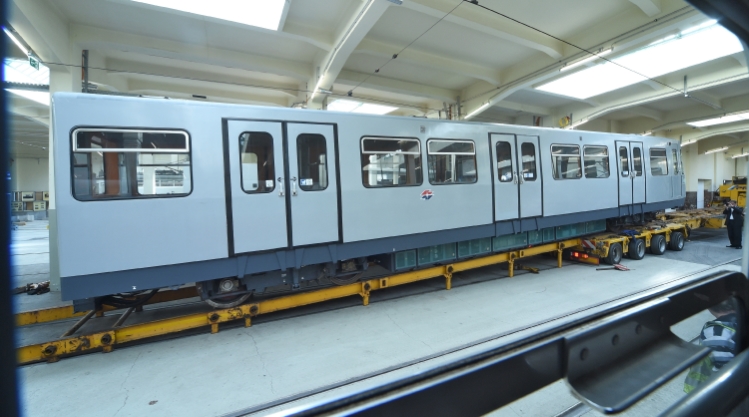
xmin=62 ymin=198 xmax=684 ymax=301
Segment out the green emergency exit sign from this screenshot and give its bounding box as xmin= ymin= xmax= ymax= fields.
xmin=28 ymin=54 xmax=39 ymax=70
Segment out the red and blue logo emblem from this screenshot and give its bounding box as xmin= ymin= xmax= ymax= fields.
xmin=421 ymin=189 xmax=434 ymax=200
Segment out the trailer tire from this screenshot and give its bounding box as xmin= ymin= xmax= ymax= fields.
xmin=650 ymin=235 xmax=666 ymax=255
xmin=669 ymin=231 xmax=685 ymax=251
xmin=605 ymin=243 xmax=623 ymax=265
xmin=628 ymin=238 xmax=646 ymax=260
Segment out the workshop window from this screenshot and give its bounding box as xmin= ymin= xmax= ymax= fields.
xmin=496 ymin=142 xmax=513 ymax=183
xmin=240 ymin=132 xmax=275 ymax=193
xmin=72 ymin=129 xmax=191 ymax=201
xmin=632 ymin=147 xmax=643 ymax=176
xmin=650 ymin=148 xmax=668 ymax=176
xmin=583 ymin=146 xmax=610 ymax=178
xmin=551 ymin=144 xmax=581 ymax=179
xmin=520 ymin=143 xmax=537 ymax=181
xmin=297 ymin=134 xmax=328 ymax=191
xmin=427 ymin=139 xmax=477 ymax=185
xmin=361 ymin=137 xmax=422 ymax=187
xmin=619 ymin=146 xmax=630 ymax=177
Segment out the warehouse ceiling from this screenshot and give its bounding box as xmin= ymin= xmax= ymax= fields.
xmin=6 ymin=0 xmax=749 ymax=160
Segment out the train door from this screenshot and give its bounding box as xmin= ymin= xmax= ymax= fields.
xmin=286 ymin=123 xmax=339 ymax=246
xmin=616 ymin=141 xmax=645 ymax=205
xmin=490 ymin=134 xmax=541 ymax=221
xmin=670 ymin=145 xmax=684 ymax=198
xmin=227 ymin=121 xmax=288 ymax=253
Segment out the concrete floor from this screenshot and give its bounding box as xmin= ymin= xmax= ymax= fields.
xmin=12 ymin=222 xmax=744 ymax=417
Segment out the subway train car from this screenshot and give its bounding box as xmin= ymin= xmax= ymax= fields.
xmin=50 ymin=93 xmax=685 ymax=309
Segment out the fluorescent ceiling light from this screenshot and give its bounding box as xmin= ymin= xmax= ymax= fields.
xmin=536 ymin=22 xmax=743 ymax=99
xmin=3 ymin=27 xmax=28 ymax=55
xmin=4 ymin=58 xmax=49 ymax=85
xmin=328 ymin=99 xmax=397 ymax=115
xmin=704 ymin=146 xmax=728 ymax=154
xmin=732 ymin=153 xmax=749 ymax=159
xmin=560 ymin=48 xmax=612 ymax=72
xmin=687 ymin=111 xmax=749 ymax=127
xmin=129 ymin=0 xmax=287 ymax=30
xmin=7 ymin=89 xmax=49 ymax=105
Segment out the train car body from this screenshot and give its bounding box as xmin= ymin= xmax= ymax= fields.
xmin=50 ymin=93 xmax=685 ymax=307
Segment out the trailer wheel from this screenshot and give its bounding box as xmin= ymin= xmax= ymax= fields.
xmin=628 ymin=238 xmax=646 ymax=260
xmin=650 ymin=235 xmax=666 ymax=255
xmin=669 ymin=231 xmax=685 ymax=251
xmin=605 ymin=243 xmax=623 ymax=265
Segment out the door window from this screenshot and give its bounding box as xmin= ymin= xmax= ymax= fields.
xmin=619 ymin=146 xmax=630 ymax=177
xmin=496 ymin=142 xmax=513 ymax=183
xmin=632 ymin=147 xmax=643 ymax=176
xmin=240 ymin=132 xmax=275 ymax=193
xmin=297 ymin=134 xmax=328 ymax=191
xmin=672 ymin=149 xmax=679 ymax=174
xmin=551 ymin=144 xmax=581 ymax=179
xmin=520 ymin=143 xmax=537 ymax=181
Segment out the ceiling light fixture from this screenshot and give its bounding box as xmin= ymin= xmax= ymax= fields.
xmin=3 ymin=27 xmax=28 ymax=55
xmin=536 ymin=21 xmax=743 ymax=99
xmin=642 ymin=131 xmax=653 ymax=136
xmin=732 ymin=152 xmax=749 ymax=159
xmin=704 ymin=146 xmax=728 ymax=154
xmin=129 ymin=0 xmax=288 ymax=30
xmin=560 ymin=48 xmax=612 ymax=72
xmin=687 ymin=110 xmax=749 ymax=127
xmin=327 ymin=99 xmax=397 ymax=115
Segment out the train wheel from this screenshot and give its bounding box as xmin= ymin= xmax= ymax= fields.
xmin=604 ymin=243 xmax=623 ymax=265
xmin=628 ymin=239 xmax=645 ymax=260
xmin=669 ymin=232 xmax=685 ymax=251
xmin=329 ymin=272 xmax=364 ymax=286
xmin=650 ymin=235 xmax=666 ymax=255
xmin=196 ymin=280 xmax=252 ymax=309
xmin=101 ymin=289 xmax=158 ymax=308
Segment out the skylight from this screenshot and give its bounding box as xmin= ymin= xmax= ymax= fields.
xmin=327 ymin=99 xmax=397 ymax=115
xmin=4 ymin=58 xmax=49 ymax=85
xmin=536 ymin=22 xmax=744 ymax=99
xmin=7 ymin=89 xmax=50 ymax=105
xmin=688 ymin=111 xmax=749 ymax=127
xmin=130 ymin=0 xmax=288 ymax=30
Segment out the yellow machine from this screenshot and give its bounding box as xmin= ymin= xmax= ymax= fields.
xmin=716 ymin=177 xmax=747 ymax=208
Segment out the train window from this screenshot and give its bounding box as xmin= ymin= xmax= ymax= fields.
xmin=650 ymin=148 xmax=669 ymax=175
xmin=632 ymin=147 xmax=643 ymax=176
xmin=496 ymin=142 xmax=513 ymax=183
xmin=583 ymin=146 xmax=610 ymax=178
xmin=672 ymin=149 xmax=679 ymax=174
xmin=361 ymin=137 xmax=422 ymax=187
xmin=240 ymin=132 xmax=275 ymax=193
xmin=71 ymin=129 xmax=191 ymax=201
xmin=520 ymin=143 xmax=537 ymax=181
xmin=427 ymin=139 xmax=477 ymax=185
xmin=619 ymin=146 xmax=630 ymax=177
xmin=551 ymin=144 xmax=581 ymax=180
xmin=297 ymin=134 xmax=328 ymax=191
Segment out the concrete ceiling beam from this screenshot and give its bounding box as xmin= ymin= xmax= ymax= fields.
xmin=628 ymin=0 xmax=662 ymax=17
xmin=8 ymin=0 xmax=70 ymax=68
xmin=493 ymin=100 xmax=551 ymax=116
xmin=337 ymin=69 xmax=456 ymax=103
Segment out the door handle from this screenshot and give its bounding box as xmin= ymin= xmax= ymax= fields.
xmin=278 ymin=177 xmax=285 ymax=197
xmin=291 ymin=177 xmax=297 ymax=196
xmin=513 ymin=172 xmax=518 ymax=184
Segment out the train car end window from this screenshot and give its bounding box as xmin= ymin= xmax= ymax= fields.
xmin=619 ymin=146 xmax=629 ymax=177
xmin=632 ymin=147 xmax=643 ymax=176
xmin=583 ymin=145 xmax=610 ymax=178
xmin=650 ymin=148 xmax=668 ymax=176
xmin=521 ymin=143 xmax=537 ymax=181
xmin=71 ymin=129 xmax=191 ymax=201
xmin=240 ymin=132 xmax=275 ymax=193
xmin=297 ymin=134 xmax=328 ymax=191
xmin=551 ymin=144 xmax=581 ymax=180
xmin=361 ymin=137 xmax=422 ymax=187
xmin=427 ymin=139 xmax=477 ymax=185
xmin=672 ymin=149 xmax=679 ymax=174
xmin=496 ymin=142 xmax=513 ymax=183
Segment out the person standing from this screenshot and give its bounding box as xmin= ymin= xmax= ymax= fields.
xmin=724 ymin=200 xmax=744 ymax=249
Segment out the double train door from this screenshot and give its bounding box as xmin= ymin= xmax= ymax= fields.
xmin=226 ymin=120 xmax=339 ymax=254
xmin=490 ymin=134 xmax=542 ymax=221
xmin=616 ymin=141 xmax=645 ymax=205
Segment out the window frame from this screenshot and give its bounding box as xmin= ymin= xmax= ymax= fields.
xmin=550 ymin=143 xmax=582 ymax=180
xmin=426 ymin=138 xmax=478 ymax=186
xmin=70 ymin=127 xmax=193 ymax=201
xmin=649 ymin=147 xmax=669 ymax=176
xmin=583 ymin=145 xmax=610 ymax=179
xmin=360 ymin=136 xmax=423 ymax=188
xmin=239 ymin=131 xmax=277 ymax=194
